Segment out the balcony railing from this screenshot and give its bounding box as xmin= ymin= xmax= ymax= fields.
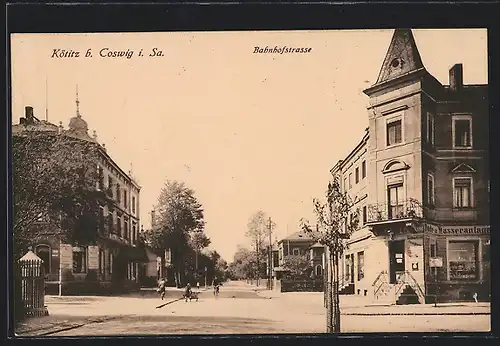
xmin=367 ymin=198 xmax=423 ymax=224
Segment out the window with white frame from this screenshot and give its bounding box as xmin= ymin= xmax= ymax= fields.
xmin=387 ymin=118 xmax=403 ymax=146
xmin=427 ymin=112 xmax=435 ymax=145
xmin=387 ymin=183 xmax=404 ymax=219
xmin=361 ymin=160 xmax=366 ymax=179
xmin=344 ymin=178 xmax=347 ymax=192
xmin=453 ymin=116 xmax=472 ymax=148
xmin=427 ymin=173 xmax=435 ymax=206
xmin=453 ymin=177 xmax=473 ymax=208
xmin=349 ymin=173 xmax=352 ymax=189
xmin=355 ymin=167 xmax=359 ymax=184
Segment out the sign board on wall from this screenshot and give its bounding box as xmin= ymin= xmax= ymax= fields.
xmin=88 ymin=246 xmax=99 ymax=270
xmin=59 ymin=244 xmax=73 ymax=270
xmin=51 ymin=249 xmax=59 ymax=257
xmin=424 ymin=224 xmax=490 ymax=236
xmin=429 ymin=257 xmax=443 ymax=268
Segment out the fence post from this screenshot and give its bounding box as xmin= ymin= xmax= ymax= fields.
xmin=18 ymin=249 xmax=49 ymax=318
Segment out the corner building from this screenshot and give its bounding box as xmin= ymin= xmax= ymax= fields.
xmin=13 ymin=98 xmax=146 ymax=295
xmin=329 ymin=29 xmax=489 ymax=304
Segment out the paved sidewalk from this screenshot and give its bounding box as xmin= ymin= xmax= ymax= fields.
xmin=15 ymin=293 xmax=186 ymax=337
xmin=255 ymin=290 xmax=491 ymax=316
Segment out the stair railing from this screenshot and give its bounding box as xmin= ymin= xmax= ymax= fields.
xmin=394 ymin=271 xmax=425 ymax=304
xmin=372 ymin=270 xmax=389 ymax=300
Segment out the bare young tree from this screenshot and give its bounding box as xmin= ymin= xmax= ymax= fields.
xmin=300 ymin=177 xmax=359 ymax=333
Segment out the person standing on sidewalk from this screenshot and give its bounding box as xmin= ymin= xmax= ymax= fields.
xmin=157 ymin=277 xmax=166 ymax=300
xmin=196 ymin=281 xmax=200 ymax=291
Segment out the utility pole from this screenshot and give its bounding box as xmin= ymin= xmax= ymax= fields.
xmin=267 ymin=217 xmax=274 ymax=290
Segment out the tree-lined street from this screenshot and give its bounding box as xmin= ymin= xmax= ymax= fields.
xmin=16 ymin=281 xmax=490 ymax=336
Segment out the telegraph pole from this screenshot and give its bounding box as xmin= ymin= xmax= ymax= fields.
xmin=267 ymin=217 xmax=274 ymax=290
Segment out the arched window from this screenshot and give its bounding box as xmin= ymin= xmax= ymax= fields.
xmin=315 ymin=264 xmax=323 ymax=277
xmin=35 ymin=244 xmax=51 ymax=274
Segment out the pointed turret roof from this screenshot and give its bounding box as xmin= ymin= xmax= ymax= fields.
xmin=374 ymin=29 xmax=425 ymax=85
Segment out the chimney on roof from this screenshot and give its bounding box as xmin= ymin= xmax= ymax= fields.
xmin=25 ymin=106 xmax=34 ymax=124
xmin=449 ymin=64 xmax=463 ymax=91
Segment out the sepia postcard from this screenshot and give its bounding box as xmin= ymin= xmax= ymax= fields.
xmin=10 ymin=28 xmax=490 ymax=336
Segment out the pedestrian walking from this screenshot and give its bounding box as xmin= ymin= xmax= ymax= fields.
xmin=157 ymin=277 xmax=166 ymax=300
xmin=196 ymin=281 xmax=200 ymax=290
xmin=184 ymin=283 xmax=193 ymax=302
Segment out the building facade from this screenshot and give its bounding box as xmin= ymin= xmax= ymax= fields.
xmin=13 ymin=98 xmax=146 ymax=295
xmin=329 ymin=29 xmax=489 ymax=304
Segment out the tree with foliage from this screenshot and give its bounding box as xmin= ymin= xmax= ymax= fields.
xmin=282 ymin=254 xmax=312 ymax=280
xmin=12 ymin=130 xmax=108 ymax=260
xmin=300 ymin=177 xmax=359 ymax=333
xmin=245 ymin=211 xmax=274 ymax=285
xmin=143 ymin=180 xmax=205 ymax=287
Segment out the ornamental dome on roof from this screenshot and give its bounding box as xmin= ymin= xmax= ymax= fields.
xmin=68 ymin=114 xmax=88 ymax=132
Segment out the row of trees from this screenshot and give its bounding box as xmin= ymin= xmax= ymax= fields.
xmin=140 ymin=180 xmax=229 ymax=287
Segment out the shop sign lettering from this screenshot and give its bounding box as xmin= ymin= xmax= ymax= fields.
xmin=424 ymin=224 xmax=489 ymax=235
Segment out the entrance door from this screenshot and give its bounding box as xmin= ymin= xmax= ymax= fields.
xmin=389 ymin=240 xmax=405 ymax=284
xmin=345 ymin=254 xmax=355 ymax=283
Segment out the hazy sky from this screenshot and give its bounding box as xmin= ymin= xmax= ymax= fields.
xmin=10 ymin=29 xmax=487 ymax=261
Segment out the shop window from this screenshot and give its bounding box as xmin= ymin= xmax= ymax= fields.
xmin=35 ymin=245 xmax=51 ymax=274
xmin=448 ymin=240 xmax=479 ymax=280
xmin=427 ymin=173 xmax=435 ymax=206
xmin=453 ymin=116 xmax=472 ymax=148
xmin=355 ymin=167 xmax=359 ymax=184
xmin=453 ymin=177 xmax=473 ymax=208
xmin=357 ymin=251 xmax=365 ymax=281
xmin=361 ymin=160 xmax=366 ymax=179
xmin=388 ymin=183 xmax=404 ymax=219
xmin=73 ymin=247 xmax=87 ymax=273
xmin=387 ymin=119 xmax=402 ymax=146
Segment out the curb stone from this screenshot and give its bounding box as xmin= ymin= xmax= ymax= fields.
xmin=341 ymin=312 xmax=491 ymax=316
xmin=16 ymin=316 xmax=123 ymax=337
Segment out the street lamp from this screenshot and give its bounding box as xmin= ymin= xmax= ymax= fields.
xmin=204 ymin=266 xmax=207 ymax=289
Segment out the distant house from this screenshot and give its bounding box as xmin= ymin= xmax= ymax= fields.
xmin=138 ymin=246 xmax=159 ymax=287
xmin=278 ymin=231 xmax=315 ymax=266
